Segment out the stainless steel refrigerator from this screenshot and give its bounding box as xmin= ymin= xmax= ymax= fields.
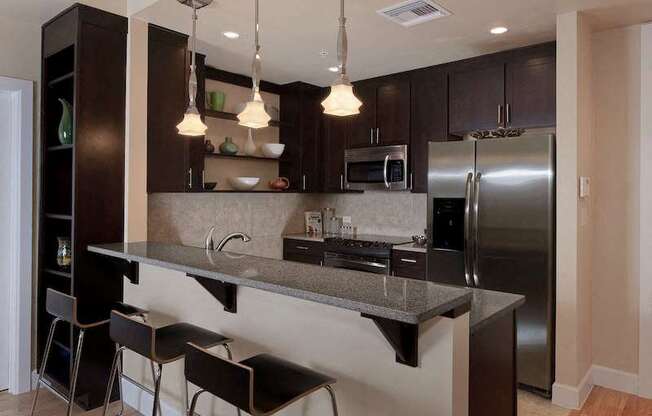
xmin=427 ymin=133 xmax=555 ymax=395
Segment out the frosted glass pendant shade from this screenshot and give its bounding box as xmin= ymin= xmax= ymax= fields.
xmin=322 ymin=80 xmax=362 ymax=116
xmin=176 ymin=106 xmax=207 ymax=136
xmin=237 ymin=91 xmax=271 ymax=129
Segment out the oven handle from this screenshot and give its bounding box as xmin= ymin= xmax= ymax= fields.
xmin=383 ymin=155 xmax=390 ymax=189
xmin=324 ymin=253 xmax=390 ymax=271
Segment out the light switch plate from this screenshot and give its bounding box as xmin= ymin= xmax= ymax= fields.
xmin=579 ymin=176 xmax=591 ymax=199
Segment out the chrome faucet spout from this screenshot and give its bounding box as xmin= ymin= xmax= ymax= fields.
xmin=216 ymin=232 xmax=252 ymax=251
xmin=205 ymin=226 xmax=216 ymax=250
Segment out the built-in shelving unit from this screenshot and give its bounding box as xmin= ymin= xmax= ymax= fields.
xmin=37 ymin=4 xmax=128 ymax=409
xmin=205 ymin=152 xmax=280 ymax=162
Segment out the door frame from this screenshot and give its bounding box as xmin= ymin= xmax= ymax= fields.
xmin=0 ymin=76 xmax=34 ymax=394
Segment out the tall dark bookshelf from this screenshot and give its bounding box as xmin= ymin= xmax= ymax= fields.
xmin=37 ymin=3 xmax=127 ymax=409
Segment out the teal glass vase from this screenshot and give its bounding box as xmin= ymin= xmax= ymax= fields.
xmin=57 ymin=98 xmax=73 ymax=145
xmin=219 ymin=137 xmax=239 ymax=155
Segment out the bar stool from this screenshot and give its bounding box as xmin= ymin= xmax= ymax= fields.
xmin=102 ymin=311 xmax=235 ymax=416
xmin=185 ymin=343 xmax=339 ymax=416
xmin=31 ymin=289 xmax=149 ymax=416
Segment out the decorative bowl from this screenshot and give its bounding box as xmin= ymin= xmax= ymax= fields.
xmin=261 ymin=143 xmax=285 ymax=158
xmin=229 ymin=177 xmax=260 ymax=191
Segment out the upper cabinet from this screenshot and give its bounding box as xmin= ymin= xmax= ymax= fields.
xmin=448 ymin=43 xmax=556 ymax=136
xmin=349 ymin=75 xmax=410 ymax=148
xmin=410 ymin=67 xmax=448 ymax=193
xmin=322 ymin=115 xmax=349 ymax=192
xmin=147 ymin=24 xmax=205 ymax=193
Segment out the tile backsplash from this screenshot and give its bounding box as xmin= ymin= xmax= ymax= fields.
xmin=148 ymin=191 xmax=427 ymax=251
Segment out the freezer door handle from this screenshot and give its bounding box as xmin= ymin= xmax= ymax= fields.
xmin=472 ymin=172 xmax=482 ymax=287
xmin=464 ymin=172 xmax=474 ymax=287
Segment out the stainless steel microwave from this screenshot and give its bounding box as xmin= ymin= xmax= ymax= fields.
xmin=344 ymin=145 xmax=409 ymax=191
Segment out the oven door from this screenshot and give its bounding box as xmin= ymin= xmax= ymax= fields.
xmin=323 ymin=252 xmax=391 ymax=275
xmin=345 ymin=145 xmax=408 ymax=191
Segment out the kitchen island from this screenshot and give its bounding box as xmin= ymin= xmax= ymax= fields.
xmin=89 ymin=241 xmax=522 ymax=416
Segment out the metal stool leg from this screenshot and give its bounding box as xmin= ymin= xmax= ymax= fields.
xmin=152 ymin=363 xmax=163 ymax=416
xmin=30 ymin=318 xmax=60 ymax=416
xmin=116 ymin=346 xmax=125 ymax=416
xmin=325 ymin=385 xmax=339 ymax=416
xmin=66 ymin=329 xmax=86 ymax=416
xmin=221 ymin=344 xmax=241 ymax=416
xmin=187 ymin=390 xmax=206 ymax=416
xmin=103 ymin=346 xmax=126 ymax=416
xmin=141 ymin=314 xmax=162 ymax=416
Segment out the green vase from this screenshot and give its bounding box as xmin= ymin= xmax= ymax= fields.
xmin=219 ymin=137 xmax=239 ymax=155
xmin=57 ymin=98 xmax=73 ymax=145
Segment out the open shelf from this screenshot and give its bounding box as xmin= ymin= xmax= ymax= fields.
xmin=43 ymin=268 xmax=72 ymax=279
xmin=205 ymin=152 xmax=280 ymax=162
xmin=48 ymin=72 xmax=74 ymax=88
xmin=47 ymin=144 xmax=73 ymax=152
xmin=204 ymin=109 xmax=286 ymax=128
xmin=45 ymin=213 xmax=72 ymax=221
xmin=201 ymin=189 xmax=301 ymax=193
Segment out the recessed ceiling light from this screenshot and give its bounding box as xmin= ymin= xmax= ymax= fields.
xmin=328 ymin=66 xmax=340 ymax=72
xmin=223 ymin=31 xmax=240 ymax=39
xmin=490 ymin=26 xmax=508 ymax=35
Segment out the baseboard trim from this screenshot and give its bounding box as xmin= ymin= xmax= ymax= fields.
xmin=591 ymin=365 xmax=638 ymax=396
xmin=552 ymin=367 xmax=593 ymax=410
xmin=121 ymin=376 xmax=183 ymax=416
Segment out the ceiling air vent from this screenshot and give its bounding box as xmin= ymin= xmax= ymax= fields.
xmin=377 ymin=0 xmax=451 ymax=27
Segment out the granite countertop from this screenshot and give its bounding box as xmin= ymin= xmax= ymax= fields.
xmin=393 ymin=243 xmax=427 ymax=253
xmin=89 ymin=242 xmax=472 ymax=325
xmin=469 ymin=288 xmax=525 ymax=334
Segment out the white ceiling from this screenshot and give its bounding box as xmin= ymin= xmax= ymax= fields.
xmin=2 ymin=0 xmax=651 ymax=86
xmin=134 ymin=0 xmax=652 ymax=86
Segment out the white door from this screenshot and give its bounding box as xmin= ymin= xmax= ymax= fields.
xmin=0 ymin=91 xmax=11 ymax=390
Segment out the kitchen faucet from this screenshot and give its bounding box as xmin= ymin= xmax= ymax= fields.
xmin=205 ymin=227 xmax=251 ymax=251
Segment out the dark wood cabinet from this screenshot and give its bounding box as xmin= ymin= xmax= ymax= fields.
xmin=147 ymin=24 xmax=205 ymax=193
xmin=449 ymin=63 xmax=505 ymax=135
xmin=348 ymin=81 xmax=377 ymax=148
xmin=283 ymin=239 xmax=324 ymax=265
xmin=505 ymin=54 xmax=556 ymax=129
xmin=322 ymin=115 xmax=349 ymax=192
xmin=349 ymin=76 xmax=410 ymax=148
xmin=410 ymin=67 xmax=448 ymax=193
xmin=391 ymin=250 xmax=426 ymax=280
xmin=280 ymin=82 xmax=322 ymax=192
xmin=38 ymin=4 xmax=127 ymax=408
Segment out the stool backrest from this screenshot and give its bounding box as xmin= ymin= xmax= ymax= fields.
xmin=110 ymin=310 xmax=154 ymax=359
xmin=46 ymin=288 xmax=76 ymax=324
xmin=185 ymin=343 xmax=253 ymax=413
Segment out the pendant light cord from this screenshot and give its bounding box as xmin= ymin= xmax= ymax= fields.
xmin=337 ymin=0 xmax=348 ymax=78
xmin=188 ymin=0 xmax=198 ymax=109
xmin=251 ymin=0 xmax=262 ymax=97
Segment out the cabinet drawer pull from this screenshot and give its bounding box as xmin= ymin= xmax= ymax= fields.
xmin=370 ymin=128 xmax=374 ymax=145
xmin=400 ymin=258 xmax=418 ymax=263
xmin=497 ymin=104 xmax=503 ymax=126
xmin=296 ymin=246 xmax=310 ymax=250
xmin=188 ymin=168 xmax=193 ymax=189
xmin=376 ymin=127 xmax=380 ymax=144
xmin=506 ymin=103 xmax=511 ymax=125
xmin=340 ymin=174 xmax=344 ymax=191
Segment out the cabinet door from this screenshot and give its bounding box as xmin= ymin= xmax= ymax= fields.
xmin=322 ymin=115 xmax=349 ymax=192
xmin=376 ymin=75 xmax=410 ymax=146
xmin=147 ymin=25 xmax=189 ymax=193
xmin=410 ymin=67 xmax=447 ymax=193
xmin=505 ymin=55 xmax=555 ymax=129
xmin=449 ymin=64 xmax=505 ymax=134
xmin=279 ymin=85 xmax=302 ymax=191
xmin=347 ymin=81 xmax=377 ymax=148
xmin=300 ymin=88 xmax=323 ymax=192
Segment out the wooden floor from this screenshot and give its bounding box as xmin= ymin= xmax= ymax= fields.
xmin=1 ymin=386 xmax=651 ymax=415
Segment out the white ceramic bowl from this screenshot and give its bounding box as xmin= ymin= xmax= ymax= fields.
xmin=261 ymin=143 xmax=285 ymax=159
xmin=229 ymin=177 xmax=260 ymax=191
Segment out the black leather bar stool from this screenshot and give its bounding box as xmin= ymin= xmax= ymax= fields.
xmin=102 ymin=311 xmax=235 ymax=416
xmin=31 ymin=289 xmax=149 ymax=416
xmin=185 ymin=343 xmax=339 ymax=416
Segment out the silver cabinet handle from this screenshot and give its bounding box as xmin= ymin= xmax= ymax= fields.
xmin=472 ymin=172 xmax=482 ymax=287
xmin=188 ymin=168 xmax=193 ymax=190
xmin=506 ymin=103 xmax=511 ymax=125
xmin=201 ymin=170 xmax=205 ymax=189
xmin=463 ymin=172 xmax=473 ymax=287
xmin=296 ymin=246 xmax=310 ymax=250
xmin=400 ymin=258 xmax=417 ymax=263
xmin=302 ymin=174 xmax=306 ymax=191
xmin=370 ymin=128 xmax=374 ymax=145
xmin=497 ymin=105 xmax=503 ymax=126
xmin=383 ymin=155 xmax=390 ymax=189
xmin=376 ymin=128 xmax=380 ymax=144
xmin=410 ymin=173 xmax=413 ymax=190
xmin=340 ymin=174 xmax=344 ymax=191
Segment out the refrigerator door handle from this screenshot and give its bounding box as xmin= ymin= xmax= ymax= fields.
xmin=463 ymin=172 xmax=474 ymax=287
xmin=472 ymin=172 xmax=482 ymax=287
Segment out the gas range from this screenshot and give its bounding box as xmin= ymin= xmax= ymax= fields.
xmin=323 ymin=234 xmax=413 ymax=275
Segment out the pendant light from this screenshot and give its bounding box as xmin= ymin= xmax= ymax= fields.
xmin=321 ymin=0 xmax=362 ymax=117
xmin=237 ymin=0 xmax=271 ymax=129
xmin=176 ymin=0 xmax=210 ymax=136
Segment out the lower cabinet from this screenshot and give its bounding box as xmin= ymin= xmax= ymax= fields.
xmin=470 ymin=311 xmax=517 ymax=416
xmin=391 ymin=250 xmax=426 ymax=280
xmin=283 ymin=239 xmax=324 ymax=265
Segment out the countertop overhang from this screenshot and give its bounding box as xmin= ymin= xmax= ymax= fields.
xmin=88 ymin=241 xmax=472 ymax=325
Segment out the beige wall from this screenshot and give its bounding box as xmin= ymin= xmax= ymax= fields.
xmin=591 ymin=25 xmax=641 ymax=375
